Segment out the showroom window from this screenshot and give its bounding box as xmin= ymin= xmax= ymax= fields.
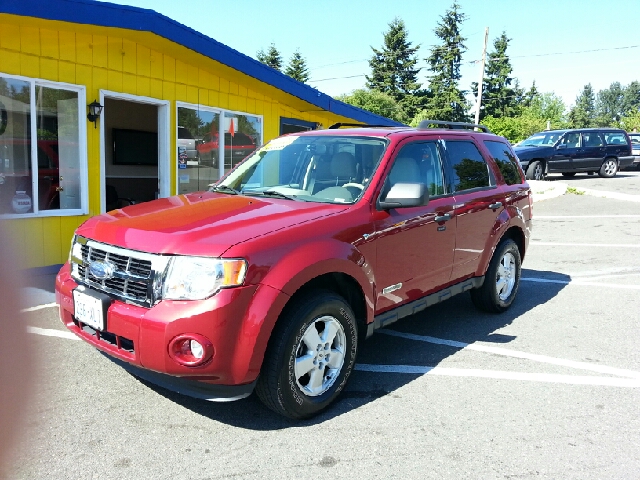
xmin=0 ymin=74 xmax=86 ymax=217
xmin=176 ymin=103 xmax=262 ymax=194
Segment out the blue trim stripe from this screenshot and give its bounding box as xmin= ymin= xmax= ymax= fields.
xmin=1 ymin=0 xmax=404 ymax=126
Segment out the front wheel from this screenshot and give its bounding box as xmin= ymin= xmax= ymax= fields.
xmin=599 ymin=158 xmax=618 ymax=178
xmin=256 ymin=290 xmax=359 ymax=419
xmin=471 ymin=239 xmax=521 ymax=313
xmin=525 ymin=160 xmax=543 ymax=180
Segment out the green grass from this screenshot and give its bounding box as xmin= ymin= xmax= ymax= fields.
xmin=566 ymin=186 xmax=585 ymax=195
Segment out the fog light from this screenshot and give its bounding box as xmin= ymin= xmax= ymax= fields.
xmin=190 ymin=340 xmax=204 ymax=359
xmin=168 ymin=334 xmax=214 ymax=367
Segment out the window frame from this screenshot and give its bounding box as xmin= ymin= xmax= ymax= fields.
xmin=175 ymin=102 xmax=263 ymax=194
xmin=0 ymin=72 xmax=88 ymax=219
xmin=441 ymin=138 xmax=496 ymax=194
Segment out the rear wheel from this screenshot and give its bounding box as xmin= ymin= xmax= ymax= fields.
xmin=525 ymin=161 xmax=543 ymax=180
xmin=471 ymin=239 xmax=521 ymax=313
xmin=599 ymin=158 xmax=618 ymax=178
xmin=256 ymin=290 xmax=358 ymax=419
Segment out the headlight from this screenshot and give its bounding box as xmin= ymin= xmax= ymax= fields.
xmin=162 ymin=256 xmax=247 ymax=300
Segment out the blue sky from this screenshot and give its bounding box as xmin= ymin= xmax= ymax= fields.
xmin=106 ymin=0 xmax=639 ymax=109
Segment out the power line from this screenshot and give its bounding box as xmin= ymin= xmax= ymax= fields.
xmin=309 ymin=44 xmax=640 ymax=82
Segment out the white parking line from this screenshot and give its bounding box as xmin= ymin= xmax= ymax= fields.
xmin=21 ymin=303 xmax=57 ymax=313
xmin=535 ymin=215 xmax=640 ymax=219
xmin=530 ymin=242 xmax=638 ymax=248
xmin=378 ymin=330 xmax=640 ymax=379
xmin=355 ymin=365 xmax=640 ymax=388
xmin=521 ymin=277 xmax=640 ymax=290
xmin=27 ymin=326 xmax=79 ymax=340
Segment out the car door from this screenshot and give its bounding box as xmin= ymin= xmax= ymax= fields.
xmin=579 ymin=131 xmax=606 ymax=170
xmin=440 ymin=137 xmax=505 ymax=281
xmin=550 ymin=131 xmax=581 ymax=172
xmin=372 ymin=139 xmax=456 ymax=312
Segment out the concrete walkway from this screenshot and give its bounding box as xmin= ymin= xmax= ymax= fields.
xmin=528 ymin=179 xmax=640 ymax=203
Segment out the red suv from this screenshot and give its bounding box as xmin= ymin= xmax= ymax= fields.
xmin=196 ymin=132 xmax=256 ymax=169
xmin=55 ymin=121 xmax=532 ymax=419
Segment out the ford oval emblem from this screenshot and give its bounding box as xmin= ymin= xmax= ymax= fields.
xmin=89 ymin=260 xmax=115 ymax=280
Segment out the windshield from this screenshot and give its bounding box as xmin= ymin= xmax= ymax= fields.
xmin=210 ymin=135 xmax=388 ymax=204
xmin=520 ymin=131 xmax=564 ymax=147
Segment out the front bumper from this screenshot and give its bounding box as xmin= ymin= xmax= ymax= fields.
xmin=56 ymin=263 xmax=281 ymax=398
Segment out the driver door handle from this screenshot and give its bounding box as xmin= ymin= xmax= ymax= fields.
xmin=489 ymin=202 xmax=502 ymax=210
xmin=434 ymin=213 xmax=452 ymax=222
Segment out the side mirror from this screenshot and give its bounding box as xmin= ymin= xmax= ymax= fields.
xmin=378 ymin=182 xmax=428 ymax=210
xmin=556 ymin=144 xmax=566 ymax=150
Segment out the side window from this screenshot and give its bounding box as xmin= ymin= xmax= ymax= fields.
xmin=582 ymin=132 xmax=604 ymax=147
xmin=443 ymin=140 xmax=492 ymax=192
xmin=483 ymin=140 xmax=523 ymax=185
xmin=385 ymin=141 xmax=446 ymax=196
xmin=604 ymin=132 xmax=629 ymax=145
xmin=560 ymin=132 xmax=581 ymax=148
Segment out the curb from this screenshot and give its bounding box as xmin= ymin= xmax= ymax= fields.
xmin=528 ymin=180 xmax=568 ymax=202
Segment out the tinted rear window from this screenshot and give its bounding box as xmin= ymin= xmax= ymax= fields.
xmin=483 ymin=140 xmax=522 ymax=185
xmin=443 ymin=140 xmax=492 ymax=191
xmin=603 ymin=132 xmax=628 ymax=145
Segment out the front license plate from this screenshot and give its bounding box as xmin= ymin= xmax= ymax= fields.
xmin=73 ymin=287 xmax=109 ymax=331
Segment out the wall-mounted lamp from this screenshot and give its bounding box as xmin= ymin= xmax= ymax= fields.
xmin=87 ymin=100 xmax=103 ymax=128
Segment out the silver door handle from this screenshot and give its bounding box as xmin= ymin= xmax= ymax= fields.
xmin=489 ymin=202 xmax=502 ymax=210
xmin=434 ymin=213 xmax=451 ymax=222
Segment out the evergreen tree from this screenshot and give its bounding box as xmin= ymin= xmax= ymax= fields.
xmin=472 ymin=32 xmax=520 ymax=120
xmin=256 ymin=43 xmax=282 ymax=71
xmin=284 ymin=50 xmax=310 ymax=83
xmin=568 ymin=84 xmax=596 ymax=128
xmin=595 ymin=82 xmax=625 ymax=126
xmin=423 ymin=3 xmax=469 ymax=122
xmin=366 ymin=17 xmax=421 ymax=118
xmin=521 ymin=81 xmax=539 ymax=108
xmin=622 ymin=80 xmax=640 ymax=114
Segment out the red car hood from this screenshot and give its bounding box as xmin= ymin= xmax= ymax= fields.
xmin=77 ymin=192 xmax=347 ymax=257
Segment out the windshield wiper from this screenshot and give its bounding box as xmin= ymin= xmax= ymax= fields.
xmin=209 ymin=185 xmax=240 ymax=195
xmin=243 ymin=189 xmax=302 ymax=201
xmin=261 ymin=190 xmax=300 ymax=200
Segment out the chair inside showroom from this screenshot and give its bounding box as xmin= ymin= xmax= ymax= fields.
xmin=105 ymin=185 xmax=135 ymax=212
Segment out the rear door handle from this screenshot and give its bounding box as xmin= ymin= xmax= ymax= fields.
xmin=489 ymin=202 xmax=502 ymax=211
xmin=434 ymin=213 xmax=452 ymax=222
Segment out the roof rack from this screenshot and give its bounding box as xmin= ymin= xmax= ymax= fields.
xmin=417 ymin=120 xmax=491 ymax=133
xmin=327 ymin=122 xmax=406 ymax=129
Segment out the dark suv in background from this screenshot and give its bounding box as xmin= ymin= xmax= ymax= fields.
xmin=515 ymin=128 xmax=634 ymax=179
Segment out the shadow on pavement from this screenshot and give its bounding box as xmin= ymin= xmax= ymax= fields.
xmin=123 ymin=268 xmax=571 ymax=429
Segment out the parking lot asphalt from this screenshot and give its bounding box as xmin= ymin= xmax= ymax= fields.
xmin=8 ymin=171 xmax=640 ymax=479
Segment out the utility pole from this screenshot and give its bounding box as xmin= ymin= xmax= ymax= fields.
xmin=474 ymin=27 xmax=489 ymax=125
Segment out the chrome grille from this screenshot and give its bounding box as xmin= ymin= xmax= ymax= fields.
xmin=71 ymin=236 xmax=168 ymax=307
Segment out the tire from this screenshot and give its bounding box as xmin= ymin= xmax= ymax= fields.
xmin=561 ymin=172 xmax=576 ymax=177
xmin=525 ymin=160 xmax=543 ymax=180
xmin=255 ymin=290 xmax=359 ymax=419
xmin=471 ymin=239 xmax=521 ymax=313
xmin=599 ymin=158 xmax=618 ymax=178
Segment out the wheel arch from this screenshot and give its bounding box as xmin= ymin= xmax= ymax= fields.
xmin=281 ymin=272 xmax=368 ymax=346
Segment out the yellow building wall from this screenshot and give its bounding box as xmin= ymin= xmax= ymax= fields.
xmin=0 ymin=14 xmax=358 ymax=269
